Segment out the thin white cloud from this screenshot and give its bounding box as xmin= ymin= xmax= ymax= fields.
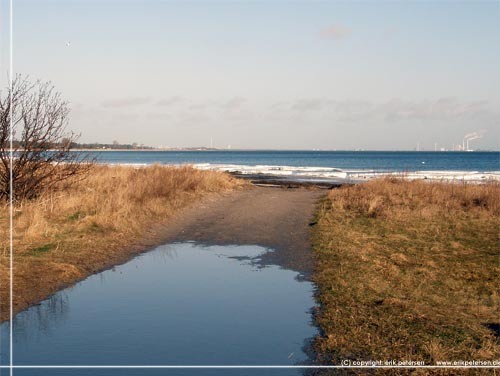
xmin=145 ymin=112 xmax=171 ymax=120
xmin=101 ymin=97 xmax=151 ymax=108
xmin=382 ymin=27 xmax=398 ymax=37
xmin=291 ymin=99 xmax=325 ymax=111
xmin=320 ymin=25 xmax=352 ymax=39
xmin=284 ymin=97 xmax=494 ymax=124
xmin=156 ymin=96 xmax=183 ymax=106
xmin=381 ymin=98 xmax=491 ymax=121
xmin=188 ymin=103 xmax=206 ymax=111
xmin=222 ymin=96 xmax=246 ymax=111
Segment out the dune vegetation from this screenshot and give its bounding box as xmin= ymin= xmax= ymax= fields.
xmin=312 ymin=178 xmax=500 ymax=372
xmin=0 ymin=164 xmax=244 ymax=320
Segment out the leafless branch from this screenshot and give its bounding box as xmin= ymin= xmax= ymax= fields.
xmin=0 ymin=74 xmax=94 ymax=202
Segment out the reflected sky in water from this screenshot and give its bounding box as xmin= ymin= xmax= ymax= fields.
xmin=1 ymin=243 xmax=317 ymax=375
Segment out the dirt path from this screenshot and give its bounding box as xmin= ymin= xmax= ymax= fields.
xmin=159 ymin=186 xmax=325 ymax=276
xmin=3 ymin=185 xmax=324 ymax=321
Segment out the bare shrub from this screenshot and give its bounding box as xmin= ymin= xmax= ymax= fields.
xmin=0 ymin=75 xmax=93 ymax=202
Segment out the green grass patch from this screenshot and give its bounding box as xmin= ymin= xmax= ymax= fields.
xmin=88 ymin=221 xmax=105 ymax=233
xmin=29 ymin=243 xmax=55 ymax=256
xmin=67 ymin=210 xmax=85 ymax=221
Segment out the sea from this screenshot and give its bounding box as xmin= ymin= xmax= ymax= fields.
xmin=86 ymin=150 xmax=499 ymax=183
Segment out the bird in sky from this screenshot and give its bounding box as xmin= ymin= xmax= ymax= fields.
xmin=66 ymin=41 xmax=71 ymax=47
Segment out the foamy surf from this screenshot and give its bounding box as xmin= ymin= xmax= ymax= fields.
xmin=193 ymin=163 xmax=349 ymax=179
xmin=192 ymin=163 xmax=500 ymax=184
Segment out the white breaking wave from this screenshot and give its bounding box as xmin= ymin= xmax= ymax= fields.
xmin=346 ymin=170 xmax=500 ymax=183
xmin=193 ymin=163 xmax=500 ymax=183
xmin=193 ymin=163 xmax=349 ymax=179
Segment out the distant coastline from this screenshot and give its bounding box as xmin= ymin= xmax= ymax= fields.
xmin=70 ymin=147 xmax=500 ymax=152
xmin=73 ymin=147 xmax=218 ymax=152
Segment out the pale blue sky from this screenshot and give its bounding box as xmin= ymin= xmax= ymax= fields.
xmin=2 ymin=0 xmax=499 ymax=149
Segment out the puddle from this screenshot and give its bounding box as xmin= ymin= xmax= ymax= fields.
xmin=0 ymin=243 xmax=317 ymax=375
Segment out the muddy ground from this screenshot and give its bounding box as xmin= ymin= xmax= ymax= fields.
xmin=159 ymin=185 xmax=325 ymax=276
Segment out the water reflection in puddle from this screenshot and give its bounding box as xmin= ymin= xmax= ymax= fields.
xmin=1 ymin=243 xmax=317 ymax=375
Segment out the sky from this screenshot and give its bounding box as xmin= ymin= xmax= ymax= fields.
xmin=1 ymin=0 xmax=499 ymax=150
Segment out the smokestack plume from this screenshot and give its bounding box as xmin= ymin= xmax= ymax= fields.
xmin=463 ymin=130 xmax=485 ymax=151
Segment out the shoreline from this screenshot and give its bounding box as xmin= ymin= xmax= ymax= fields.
xmin=200 ymin=166 xmax=500 ymax=184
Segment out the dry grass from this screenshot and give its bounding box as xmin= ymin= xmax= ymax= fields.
xmin=0 ymin=164 xmax=244 ymax=320
xmin=311 ymin=178 xmax=500 ymax=374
